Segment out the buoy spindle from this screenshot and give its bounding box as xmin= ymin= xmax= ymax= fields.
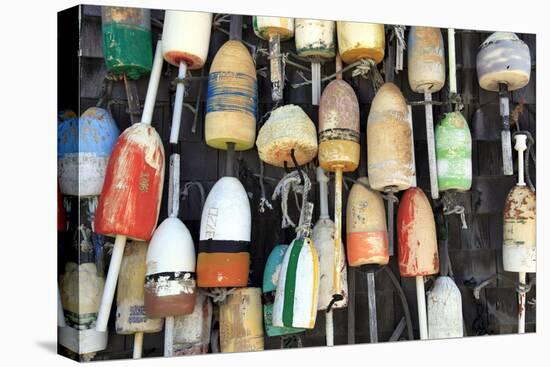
xmin=333 ymin=168 xmax=343 ymax=295
xmin=142 ymin=41 xmax=164 ymax=125
xmin=169 ymin=61 xmax=188 ymax=143
xmin=367 ymin=271 xmax=378 ymax=343
xmin=424 ymin=91 xmax=439 ymax=199
xmin=500 ymin=83 xmax=513 ymax=175
xmin=416 ymin=276 xmax=428 ymax=339
xmin=448 ymin=28 xmax=457 ymax=95
xmin=133 ymin=332 xmax=144 ymax=358
xmin=269 ymin=33 xmax=283 ymax=101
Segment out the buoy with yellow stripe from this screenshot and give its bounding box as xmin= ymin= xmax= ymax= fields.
xmin=220 ymin=288 xmax=264 ymax=352
xmin=336 ymin=21 xmax=384 ymax=79
xmin=253 ymin=16 xmax=294 ymax=101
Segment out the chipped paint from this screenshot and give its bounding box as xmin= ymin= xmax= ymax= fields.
xmin=253 ymin=16 xmax=294 ymax=40
xmin=407 ymin=27 xmax=445 ymax=93
xmin=295 ymin=19 xmax=335 ymax=59
xmin=173 ymin=291 xmax=213 ymax=355
xmin=336 ymin=21 xmax=385 ymax=64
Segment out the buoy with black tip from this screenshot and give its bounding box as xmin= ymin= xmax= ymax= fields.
xmin=253 ymin=16 xmax=294 ymax=101
xmin=162 ymin=10 xmax=212 ymax=143
xmin=504 ymin=134 xmax=536 ymax=333
xmin=408 ymin=26 xmax=445 ymax=200
xmin=172 ymin=290 xmax=213 ymax=355
xmin=144 ymin=154 xmax=197 ymax=357
xmin=263 ymin=244 xmax=305 ymax=337
xmin=312 ymin=167 xmax=348 ymax=346
xmin=477 ymin=32 xmax=531 ymax=176
xmin=94 ymin=40 xmax=165 ymax=332
xmin=295 ymin=19 xmax=336 ymax=105
xmin=116 ymin=241 xmax=163 ymax=358
xmin=397 ymin=187 xmax=440 ymax=340
xmin=58 ymin=107 xmax=119 ymax=197
xmin=205 ymin=15 xmax=258 ymax=151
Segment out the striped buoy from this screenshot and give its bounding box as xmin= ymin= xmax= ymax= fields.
xmin=272 ymin=238 xmax=319 ymax=329
xmin=205 ymin=40 xmax=257 ymax=150
xmin=336 ymin=21 xmax=385 ymax=65
xmin=295 ymin=19 xmax=335 ymax=59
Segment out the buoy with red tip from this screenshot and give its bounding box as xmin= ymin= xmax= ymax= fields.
xmin=408 ymin=26 xmax=445 ymax=200
xmin=295 ymin=19 xmax=336 ymax=105
xmin=397 ymin=187 xmax=439 ymax=339
xmin=253 ymin=16 xmax=294 ymax=101
xmin=477 ymin=32 xmax=531 ymax=176
xmin=503 ymin=134 xmax=536 ymax=333
xmin=116 ymin=241 xmax=163 ymax=358
xmin=57 ymin=107 xmax=119 ymax=197
xmin=94 ymin=39 xmax=165 ymax=332
xmin=162 ymin=10 xmax=212 ymax=143
xmin=219 ymin=288 xmax=265 ymax=352
xmin=172 ymin=291 xmax=213 ymax=355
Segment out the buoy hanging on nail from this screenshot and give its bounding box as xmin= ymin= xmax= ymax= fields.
xmin=172 ymin=291 xmax=213 ymax=355
xmin=197 ymin=177 xmax=251 ymax=287
xmin=253 ymin=16 xmax=294 ymax=101
xmin=256 ymin=104 xmax=318 ymax=167
xmin=427 ymin=276 xmax=464 ymax=339
xmin=272 ymin=237 xmax=320 ymax=329
xmin=435 ymin=112 xmax=472 ymax=192
xmin=336 ymin=21 xmax=385 ymax=65
xmin=295 ymin=19 xmax=336 ymax=105
xmin=101 ymin=7 xmax=152 ymax=80
xmin=205 ymin=40 xmax=258 ymax=150
xmin=58 ymin=107 xmax=119 ymax=197
xmin=477 ymin=32 xmax=531 ymax=176
xmin=367 ymin=82 xmax=415 ymax=191
xmin=162 ymin=11 xmax=212 ymax=143
xmin=263 ymin=245 xmax=305 ymax=337
xmin=220 ymin=288 xmax=265 ymax=352
xmin=346 ymin=177 xmax=389 ymax=267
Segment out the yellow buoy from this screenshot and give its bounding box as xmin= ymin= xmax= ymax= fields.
xmin=336 ymin=21 xmax=385 ymax=65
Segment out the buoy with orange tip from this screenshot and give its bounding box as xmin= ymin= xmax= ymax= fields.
xmin=94 ymin=39 xmax=165 ymax=332
xmin=397 ymin=187 xmax=439 ymax=339
xmin=162 ymin=10 xmax=212 ymax=143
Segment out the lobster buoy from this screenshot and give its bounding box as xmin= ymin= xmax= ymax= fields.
xmin=95 ymin=122 xmax=165 ymax=241
xmin=116 ymin=241 xmax=163 ymax=334
xmin=144 ymin=218 xmax=197 ymax=318
xmin=173 ymin=291 xmax=213 ymax=355
xmin=346 ymin=177 xmax=389 ymax=266
xmin=253 ymin=16 xmax=294 ymax=41
xmin=101 ymin=7 xmax=152 ymax=80
xmin=477 ymin=32 xmax=531 ymax=92
xmin=256 ymin=104 xmax=318 ymax=167
xmin=59 ymin=262 xmax=108 ymax=355
xmin=272 ymin=238 xmax=319 ymax=329
xmin=435 ymin=112 xmax=472 ymax=191
xmin=295 ymin=19 xmax=335 ymax=59
xmin=427 ymin=276 xmax=464 ymax=339
xmin=162 ymin=11 xmax=212 ymax=69
xmin=220 ymin=288 xmax=264 ymax=352
xmin=263 ymin=245 xmax=305 ymax=336
xmin=407 ymin=27 xmax=446 ymax=94
xmin=318 ymin=78 xmax=360 ymax=172
xmin=503 ymin=186 xmax=536 ymax=273
xmin=58 ymin=107 xmax=119 ymax=197
xmin=205 ymin=40 xmax=258 ymax=151
xmin=336 ymin=21 xmax=385 ymax=65
xmin=367 ymin=83 xmax=415 ymax=191
xmin=197 ymin=177 xmax=251 ymax=287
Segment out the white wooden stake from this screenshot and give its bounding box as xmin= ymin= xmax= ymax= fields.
xmin=169 ymin=61 xmax=188 ymax=144
xmin=424 ymin=92 xmax=439 ymax=199
xmin=133 ymin=332 xmax=144 ymax=359
xmin=416 ymin=276 xmax=428 ymax=340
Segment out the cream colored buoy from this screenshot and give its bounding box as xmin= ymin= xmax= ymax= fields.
xmin=336 ymin=21 xmax=385 ymax=65
xmin=346 ymin=177 xmax=389 ymax=266
xmin=367 ymin=83 xmax=415 ymax=192
xmin=205 ymin=40 xmax=257 ymax=151
xmin=256 ymin=104 xmax=318 ymax=167
xmin=172 ymin=291 xmax=213 ymax=355
xmin=220 ymin=288 xmax=264 ymax=352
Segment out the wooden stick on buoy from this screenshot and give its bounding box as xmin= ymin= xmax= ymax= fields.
xmin=95 ymin=40 xmax=165 ymax=332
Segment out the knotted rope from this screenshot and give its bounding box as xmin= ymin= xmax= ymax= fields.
xmin=272 ymin=170 xmax=312 ymax=237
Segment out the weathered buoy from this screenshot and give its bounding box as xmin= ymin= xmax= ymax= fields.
xmin=367 ymin=83 xmax=415 ymax=191
xmin=336 ymin=21 xmax=385 ymax=65
xmin=59 ymin=262 xmax=108 ymax=355
xmin=197 ymin=176 xmax=251 ymax=287
xmin=272 ymin=237 xmax=319 ymax=329
xmin=295 ymin=19 xmax=336 ymax=105
xmin=427 ymin=276 xmax=464 ymax=339
xmin=220 ymin=288 xmax=265 ymax=352
xmin=256 ymin=104 xmax=318 ymax=167
xmin=397 ymin=187 xmax=439 ymax=340
xmin=253 ymin=16 xmax=294 ymax=101
xmin=263 ymin=244 xmax=305 ymax=337
xmin=101 ymin=7 xmax=152 ymax=80
xmin=435 ymin=112 xmax=472 ymax=191
xmin=144 ymin=217 xmax=197 ymax=318
xmin=173 ymin=291 xmax=213 ymax=355
xmin=407 ymin=26 xmax=446 ymax=93
xmin=58 ymin=107 xmax=119 ymax=197
xmin=205 ymin=40 xmax=258 ymax=151
xmin=346 ymin=177 xmax=389 ymax=266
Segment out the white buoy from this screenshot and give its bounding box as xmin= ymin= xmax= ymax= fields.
xmin=427 ymin=276 xmax=464 ymax=339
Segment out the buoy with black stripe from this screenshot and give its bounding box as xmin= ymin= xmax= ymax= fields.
xmin=263 ymin=244 xmax=305 ymax=337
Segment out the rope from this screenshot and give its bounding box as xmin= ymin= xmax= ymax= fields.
xmin=389 ymin=25 xmax=407 ymax=51
xmin=442 ymin=192 xmax=468 ymax=229
xmin=258 ymin=160 xmax=273 ymax=213
xmin=204 ymin=287 xmax=237 ymax=304
xmin=272 ymin=170 xmax=312 ymax=237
